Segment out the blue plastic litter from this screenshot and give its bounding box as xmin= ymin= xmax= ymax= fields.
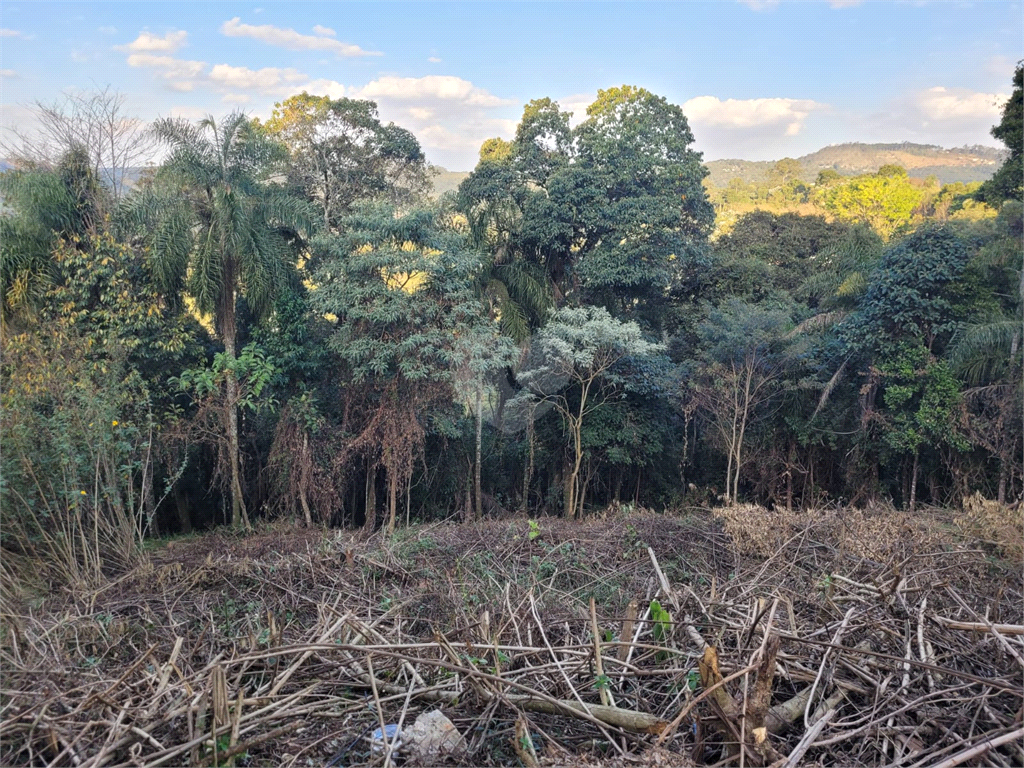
xmin=372 ymin=724 xmax=401 ymax=742
xmin=369 ymin=723 xmax=403 ymax=755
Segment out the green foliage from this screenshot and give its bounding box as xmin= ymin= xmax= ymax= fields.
xmin=976 ymin=63 xmax=1023 ymax=205
xmin=260 ymin=93 xmax=431 ymax=228
xmin=816 ymin=167 xmax=925 ymax=239
xmin=848 ymin=225 xmax=971 ymax=353
xmin=0 ymin=234 xmax=194 ymax=585
xmin=527 ymin=519 xmax=541 ymax=541
xmin=176 ymin=344 xmax=278 ymax=413
xmin=650 ymin=599 xmax=672 ymax=644
xmin=123 ymin=111 xmax=315 ymax=334
xmin=0 ymin=146 xmax=106 ymax=329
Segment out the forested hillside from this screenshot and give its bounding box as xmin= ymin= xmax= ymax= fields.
xmin=705 ymin=141 xmax=1006 ymax=188
xmin=2 ymin=70 xmax=1021 ymax=556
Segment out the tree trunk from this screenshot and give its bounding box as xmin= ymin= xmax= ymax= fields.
xmin=363 ymin=460 xmax=376 ymax=535
xmin=299 ymin=432 xmax=313 ymax=528
xmin=522 ymin=415 xmax=535 ymax=514
xmin=386 ymin=472 xmax=397 ymax=536
xmin=785 ymin=440 xmax=795 ymax=513
xmin=474 ymin=386 xmax=483 ymax=521
xmin=172 ymin=482 xmax=192 ymax=534
xmin=222 ymin=330 xmax=250 ymax=531
xmin=563 ymin=451 xmax=575 ymax=520
xmin=909 ymin=449 xmax=920 ymax=512
xmin=998 ymin=460 xmax=1008 ymax=505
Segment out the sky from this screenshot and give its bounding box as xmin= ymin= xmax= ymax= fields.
xmin=0 ymin=1 xmax=1021 ymax=171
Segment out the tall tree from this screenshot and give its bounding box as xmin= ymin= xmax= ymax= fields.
xmin=125 ymin=112 xmax=314 ymax=528
xmin=976 ymin=63 xmax=1023 ymax=205
xmin=843 ymin=226 xmax=972 ymax=509
xmin=260 ymin=93 xmax=431 ymax=230
xmin=569 ymin=86 xmax=715 ymax=329
xmin=0 ymin=87 xmax=156 ymax=203
xmin=688 ymin=300 xmax=792 ymax=504
xmin=817 ymin=166 xmax=924 ymax=240
xmin=311 ymin=203 xmax=506 ymax=534
xmin=510 ymin=305 xmax=664 ymax=518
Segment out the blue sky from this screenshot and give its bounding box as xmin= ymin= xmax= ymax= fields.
xmin=1 ymin=1 xmax=1020 ymax=170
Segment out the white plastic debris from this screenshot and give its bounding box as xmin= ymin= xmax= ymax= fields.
xmin=402 ymin=710 xmax=467 ymax=765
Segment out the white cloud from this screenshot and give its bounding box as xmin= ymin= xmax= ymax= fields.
xmin=0 ymin=69 xmax=17 ymax=78
xmin=116 ymin=30 xmax=188 ymax=53
xmin=0 ymin=28 xmax=25 ymax=37
xmin=289 ymin=78 xmax=347 ymax=100
xmin=683 ymin=95 xmax=825 ymax=135
xmin=916 ymin=87 xmax=1008 ymax=121
xmin=126 ymin=54 xmax=206 ymax=92
xmin=557 ymin=93 xmax=596 ymax=126
xmin=207 ymin=63 xmax=307 ymax=93
xmin=346 ymin=76 xmax=516 ymax=168
xmin=428 ymin=56 xmax=442 ymax=64
xmin=222 ymin=93 xmax=252 ymax=104
xmin=220 ymin=17 xmax=380 ymax=57
xmin=828 ymin=0 xmax=862 ymax=7
xmin=353 ymin=75 xmax=511 ymax=107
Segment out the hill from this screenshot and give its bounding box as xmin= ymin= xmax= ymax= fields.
xmin=705 ymin=142 xmax=1006 ymax=186
xmin=429 ymin=166 xmax=470 ymax=198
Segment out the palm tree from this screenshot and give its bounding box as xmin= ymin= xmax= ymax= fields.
xmin=124 ymin=112 xmax=314 ymax=528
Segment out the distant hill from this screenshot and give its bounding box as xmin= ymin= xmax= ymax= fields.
xmin=705 ymin=143 xmax=1006 ymax=187
xmin=430 ymin=167 xmax=470 ymax=198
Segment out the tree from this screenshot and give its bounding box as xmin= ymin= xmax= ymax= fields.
xmin=510 ymin=306 xmax=664 ymax=518
xmin=569 ymin=86 xmax=715 ymax=329
xmin=459 ymin=87 xmax=714 ymax=333
xmin=1 ymin=87 xmax=156 ymax=202
xmin=260 ymin=93 xmax=431 ymax=230
xmin=976 ymin=63 xmax=1023 ymax=205
xmin=0 ymin=145 xmax=103 ymax=332
xmin=844 ymin=226 xmax=972 ymax=509
xmin=688 ymin=300 xmax=792 ymax=504
xmin=947 ymin=202 xmax=1023 ymax=502
xmin=817 ymin=167 xmax=924 ymax=239
xmin=311 ymin=203 xmax=502 ymax=534
xmin=125 ymin=112 xmax=314 ymax=529
xmin=1 ymin=232 xmax=199 ymax=583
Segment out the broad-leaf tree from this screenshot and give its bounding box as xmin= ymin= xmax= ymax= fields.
xmin=261 ymin=93 xmax=431 ymax=230
xmin=510 ymin=305 xmax=664 ymax=518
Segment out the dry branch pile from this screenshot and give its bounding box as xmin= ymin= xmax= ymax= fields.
xmin=1 ymin=507 xmax=1021 ymax=767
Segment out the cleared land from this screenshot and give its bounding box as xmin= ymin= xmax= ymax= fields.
xmin=1 ymin=504 xmax=1021 ymax=767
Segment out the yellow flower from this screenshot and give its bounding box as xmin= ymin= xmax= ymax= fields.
xmin=112 ymin=420 xmax=119 ymax=427
xmin=80 ymin=490 xmax=87 ymax=496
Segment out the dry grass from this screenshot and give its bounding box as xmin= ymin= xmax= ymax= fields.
xmin=956 ymin=492 xmax=1024 ymax=560
xmin=0 ymin=507 xmax=1021 ymax=767
xmin=713 ymin=502 xmax=958 ymax=562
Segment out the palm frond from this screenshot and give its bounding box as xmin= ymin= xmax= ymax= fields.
xmin=811 ymin=356 xmax=850 ymax=421
xmin=948 ymin=318 xmax=1022 ymax=384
